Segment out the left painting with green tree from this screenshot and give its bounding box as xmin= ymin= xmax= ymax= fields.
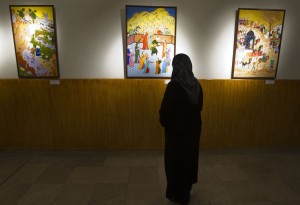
xmin=10 ymin=5 xmax=59 ymax=78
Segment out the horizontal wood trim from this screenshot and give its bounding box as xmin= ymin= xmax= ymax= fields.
xmin=0 ymin=79 xmax=300 ymax=150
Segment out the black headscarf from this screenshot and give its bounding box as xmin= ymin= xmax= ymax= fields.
xmin=171 ymin=53 xmax=200 ymax=105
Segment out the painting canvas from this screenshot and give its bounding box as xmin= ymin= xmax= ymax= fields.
xmin=232 ymin=8 xmax=285 ymax=79
xmin=10 ymin=5 xmax=59 ymax=78
xmin=126 ymin=5 xmax=176 ymax=78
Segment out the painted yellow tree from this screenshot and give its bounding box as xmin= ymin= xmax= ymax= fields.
xmin=261 ymin=11 xmax=284 ymax=32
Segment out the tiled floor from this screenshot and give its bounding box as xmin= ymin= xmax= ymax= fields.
xmin=0 ymin=149 xmax=300 ymax=205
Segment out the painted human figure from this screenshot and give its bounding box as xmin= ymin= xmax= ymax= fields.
xmin=143 ymin=53 xmax=150 ymax=73
xmin=245 ymin=30 xmax=255 ymax=50
xmin=261 ymin=53 xmax=267 ymax=61
xmin=251 ymin=61 xmax=256 ymax=72
xmin=270 ymin=57 xmax=275 ymax=70
xmin=127 ymin=46 xmax=130 ymax=65
xmin=161 ymin=58 xmax=167 ymax=73
xmin=128 ymin=49 xmax=134 ymax=68
xmin=165 ymin=48 xmax=171 ymax=68
xmin=155 ymin=58 xmax=161 ymax=74
xmin=142 ymin=32 xmax=148 ymax=50
xmin=147 ymin=32 xmax=153 ymax=49
xmin=139 ymin=52 xmax=146 ymax=70
xmin=135 ymin=44 xmax=140 ymax=63
xmin=274 ymin=44 xmax=279 ymax=53
xmin=161 ymin=40 xmax=167 ymax=58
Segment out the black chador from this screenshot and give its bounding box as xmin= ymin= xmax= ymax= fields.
xmin=159 ymin=53 xmax=203 ymax=205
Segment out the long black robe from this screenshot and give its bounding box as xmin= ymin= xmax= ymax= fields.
xmin=159 ymin=80 xmax=203 ymax=204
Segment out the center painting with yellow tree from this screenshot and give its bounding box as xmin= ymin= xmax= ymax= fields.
xmin=126 ymin=6 xmax=176 ymax=78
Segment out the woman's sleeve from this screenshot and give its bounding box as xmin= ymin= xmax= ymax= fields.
xmin=159 ymin=83 xmax=176 ymax=127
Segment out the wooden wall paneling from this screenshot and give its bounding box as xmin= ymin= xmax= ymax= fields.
xmin=129 ymin=79 xmax=165 ymax=149
xmin=199 ymin=80 xmax=300 ymax=148
xmin=1 ymin=79 xmax=300 ymax=150
xmin=0 ymin=80 xmax=53 ymax=149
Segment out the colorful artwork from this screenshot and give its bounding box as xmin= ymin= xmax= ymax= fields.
xmin=126 ymin=5 xmax=177 ymax=78
xmin=232 ymin=9 xmax=285 ymax=79
xmin=10 ymin=5 xmax=59 ymax=78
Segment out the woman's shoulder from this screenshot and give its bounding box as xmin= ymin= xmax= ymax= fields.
xmin=167 ymin=80 xmax=183 ymax=91
xmin=168 ymin=80 xmax=181 ymax=87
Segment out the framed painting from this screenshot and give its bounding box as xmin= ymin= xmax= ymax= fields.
xmin=10 ymin=5 xmax=59 ymax=78
xmin=232 ymin=8 xmax=285 ymax=79
xmin=126 ymin=5 xmax=177 ymax=78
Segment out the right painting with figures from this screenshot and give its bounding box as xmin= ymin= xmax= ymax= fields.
xmin=232 ymin=8 xmax=285 ymax=79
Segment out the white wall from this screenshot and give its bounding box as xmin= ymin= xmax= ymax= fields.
xmin=0 ymin=0 xmax=299 ymax=79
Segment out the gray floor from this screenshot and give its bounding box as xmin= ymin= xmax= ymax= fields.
xmin=0 ymin=148 xmax=300 ymax=205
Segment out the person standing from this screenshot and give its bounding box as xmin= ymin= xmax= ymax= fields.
xmin=159 ymin=53 xmax=203 ymax=205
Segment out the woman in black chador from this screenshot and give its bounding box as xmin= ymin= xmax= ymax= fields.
xmin=159 ymin=53 xmax=203 ymax=205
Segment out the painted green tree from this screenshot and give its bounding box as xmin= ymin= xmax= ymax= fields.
xmin=17 ymin=8 xmax=25 ymax=20
xmin=28 ymin=9 xmax=37 ymax=23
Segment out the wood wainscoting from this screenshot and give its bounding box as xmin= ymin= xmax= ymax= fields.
xmin=0 ymin=79 xmax=299 ymax=150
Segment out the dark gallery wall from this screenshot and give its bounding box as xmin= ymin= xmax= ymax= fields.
xmin=0 ymin=0 xmax=300 ymax=149
xmin=1 ymin=0 xmax=300 ymax=79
